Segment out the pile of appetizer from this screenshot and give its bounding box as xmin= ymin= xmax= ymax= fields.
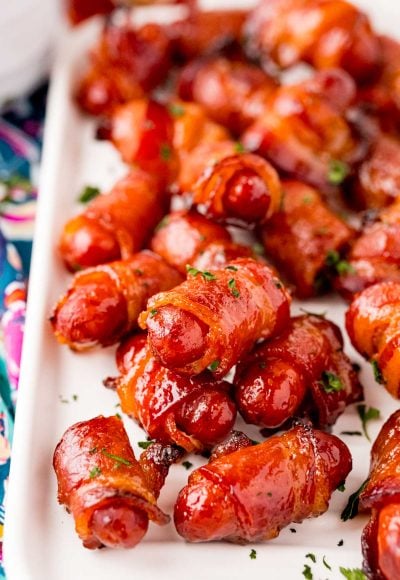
xmin=51 ymin=1 xmax=400 ymax=578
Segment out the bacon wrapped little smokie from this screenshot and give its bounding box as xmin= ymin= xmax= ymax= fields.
xmin=242 ymin=70 xmax=365 ymax=192
xmin=59 ymin=170 xmax=167 ymax=272
xmin=150 ymin=210 xmax=253 ymax=274
xmin=166 ymin=9 xmax=247 ymax=61
xmin=139 ymin=258 xmax=291 ymax=378
xmin=336 ymin=198 xmax=400 ymax=300
xmin=174 ymin=424 xmax=352 ymax=543
xmin=178 ymin=57 xmax=277 ymax=134
xmin=76 ymin=17 xmax=171 ymax=116
xmin=51 ymin=251 xmax=182 ymax=350
xmin=346 ymin=281 xmax=400 ymax=398
xmin=359 ymin=410 xmax=400 ymax=579
xmin=244 ymin=0 xmax=381 ymax=83
xmin=105 ymin=333 xmax=236 ymax=452
xmin=53 ymin=415 xmax=182 ymax=549
xmin=351 ymin=134 xmax=400 ymax=210
xmin=260 ymin=180 xmax=355 ymax=298
xmin=234 ymin=314 xmax=363 ymax=430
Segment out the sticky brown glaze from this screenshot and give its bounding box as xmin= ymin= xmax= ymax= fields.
xmin=53 ymin=416 xmax=181 ymax=549
xmin=235 ymin=314 xmax=362 ymax=429
xmin=110 ymin=99 xmax=178 ymax=187
xmin=242 ymin=70 xmax=363 ymax=192
xmin=50 ymin=251 xmax=183 ymax=350
xmin=177 ymin=57 xmax=277 ymax=134
xmin=76 ymin=17 xmax=171 ymax=116
xmin=346 ymin=281 xmax=400 ymax=398
xmin=352 ymin=134 xmax=400 ymax=210
xmin=174 ymin=424 xmax=352 ymax=543
xmin=336 ymin=198 xmax=400 ymax=300
xmin=59 ymin=171 xmax=166 ymax=272
xmin=260 ymin=180 xmax=355 ymax=298
xmin=140 ymin=258 xmax=291 ymax=377
xmin=166 ymin=10 xmax=247 ymax=61
xmin=244 ymin=0 xmax=381 ymax=83
xmin=359 ymin=410 xmax=400 ymax=579
xmin=105 ymin=333 xmax=236 ymax=452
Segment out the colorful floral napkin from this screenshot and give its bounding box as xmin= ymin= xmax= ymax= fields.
xmin=0 ymin=84 xmax=47 ymax=577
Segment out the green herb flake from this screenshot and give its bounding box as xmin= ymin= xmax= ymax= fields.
xmin=202 ymin=271 xmax=217 ymax=281
xmin=155 ymin=216 xmax=169 ymax=232
xmin=340 ymin=431 xmax=362 ymax=437
xmin=249 ymin=549 xmax=257 ymax=560
xmin=341 ymin=478 xmax=370 ymax=521
xmin=338 ymin=539 xmax=344 ymax=546
xmin=337 ymin=482 xmax=346 ymax=492
xmin=339 ymin=567 xmax=366 ymax=580
xmin=305 ymin=554 xmax=316 ymax=564
xmin=371 ymin=359 xmax=384 ymax=385
xmin=149 ymin=309 xmax=158 ymax=318
xmin=302 ymin=564 xmax=313 ymax=580
xmin=115 ymin=412 xmax=122 ymax=420
xmin=273 ymin=280 xmax=283 ymax=289
xmin=225 ymin=265 xmax=238 ymax=272
xmin=302 ymin=196 xmax=313 ymax=205
xmin=78 ymin=185 xmax=101 ymax=204
xmin=328 ymin=160 xmax=349 ymax=185
xmin=357 ymin=404 xmax=380 ymax=441
xmin=138 ymin=440 xmax=154 ymax=450
xmin=59 ymin=396 xmax=69 ymax=404
xmin=168 ymin=103 xmax=185 ymax=117
xmin=234 ymin=142 xmax=246 ymax=154
xmin=182 ymin=461 xmax=193 ymax=470
xmin=336 ymin=260 xmax=355 ymax=275
xmin=89 ymin=466 xmax=101 ymax=479
xmin=88 ymin=447 xmax=98 ymax=455
xmin=186 ymin=265 xmax=216 ymax=281
xmin=160 ymin=143 xmax=172 ymax=161
xmin=101 ymin=449 xmax=132 ymax=466
xmin=208 ymin=360 xmax=220 ymax=372
xmin=322 ymin=556 xmax=331 ymax=570
xmin=319 ymin=371 xmax=344 ymax=393
xmin=228 ymin=278 xmax=240 ymax=298
xmin=252 ymin=242 xmax=265 ymax=256
xmin=72 ymin=394 xmax=78 ymax=401
xmin=134 ymin=269 xmax=144 ymax=276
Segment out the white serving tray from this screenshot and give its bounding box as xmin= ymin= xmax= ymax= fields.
xmin=4 ymin=1 xmax=400 ymax=578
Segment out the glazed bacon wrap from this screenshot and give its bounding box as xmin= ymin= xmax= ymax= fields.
xmin=139 ymin=258 xmax=291 ymax=378
xmin=59 ymin=170 xmax=166 ymax=272
xmin=359 ymin=410 xmax=400 ymax=579
xmin=244 ymin=0 xmax=381 ymax=82
xmin=260 ymin=180 xmax=354 ymax=298
xmin=174 ymin=424 xmax=352 ymax=543
xmin=346 ymin=281 xmax=400 ymax=398
xmin=106 ymin=333 xmax=236 ymax=452
xmin=336 ymin=198 xmax=400 ymax=300
xmin=150 ymin=210 xmax=253 ymax=274
xmin=53 ymin=416 xmax=180 ymax=549
xmin=51 ymin=251 xmax=183 ymax=350
xmin=234 ymin=314 xmax=363 ymax=429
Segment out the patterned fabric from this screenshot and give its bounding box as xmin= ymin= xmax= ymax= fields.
xmin=0 ymin=84 xmax=46 ymax=578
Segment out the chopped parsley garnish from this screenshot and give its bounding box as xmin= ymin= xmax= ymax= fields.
xmin=182 ymin=461 xmax=193 ymax=470
xmin=341 ymin=478 xmax=370 ymax=521
xmin=249 ymin=549 xmax=257 ymax=560
xmin=155 ymin=216 xmax=169 ymax=232
xmin=88 ymin=447 xmax=98 ymax=454
xmin=160 ymin=143 xmax=172 ymax=161
xmin=115 ymin=412 xmax=122 ymax=420
xmin=234 ymin=142 xmax=246 ymax=153
xmin=149 ymin=309 xmax=158 ymax=318
xmin=89 ymin=466 xmax=101 ymax=479
xmin=322 ymin=556 xmax=331 ymax=570
xmin=208 ymin=360 xmax=220 ymax=372
xmin=328 ymin=160 xmax=349 ymax=185
xmin=371 ymin=359 xmax=384 ymax=384
xmin=338 ymin=539 xmax=344 ymax=546
xmin=138 ymin=440 xmax=154 ymax=450
xmin=134 ymin=269 xmax=144 ymax=276
xmin=302 ymin=564 xmax=313 ymax=580
xmin=101 ymin=450 xmax=131 ymax=466
xmin=305 ymin=554 xmax=316 ymax=564
xmin=302 ymin=195 xmax=313 ymax=205
xmin=78 ymin=185 xmax=101 ymax=204
xmin=357 ymin=404 xmax=380 ymax=441
xmin=59 ymin=396 xmax=69 ymax=404
xmin=319 ymin=371 xmax=344 ymax=393
xmin=339 ymin=567 xmax=366 ymax=580
xmin=273 ymin=280 xmax=283 ymax=289
xmin=72 ymin=394 xmax=78 ymax=401
xmin=252 ymin=242 xmax=265 ymax=256
xmin=340 ymin=431 xmax=362 ymax=437
xmin=186 ymin=265 xmax=217 ymax=281
xmin=337 ymin=482 xmax=346 ymax=492
xmin=228 ymin=278 xmax=240 ymax=297
xmin=225 ymin=265 xmax=238 ymax=272
xmin=325 ymin=250 xmax=355 ymax=276
xmin=168 ymin=103 xmax=185 ymax=117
